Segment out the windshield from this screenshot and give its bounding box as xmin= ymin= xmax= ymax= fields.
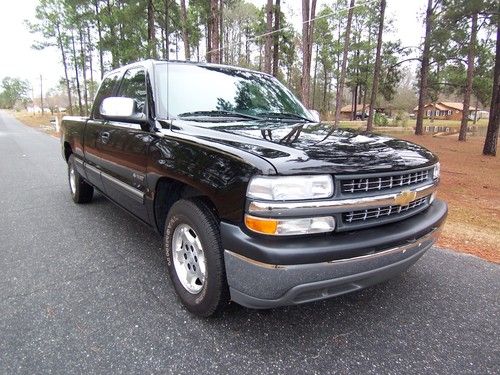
xmin=154 ymin=63 xmax=312 ymax=121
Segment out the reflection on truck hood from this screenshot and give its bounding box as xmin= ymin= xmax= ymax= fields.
xmin=170 ymin=120 xmax=438 ymax=175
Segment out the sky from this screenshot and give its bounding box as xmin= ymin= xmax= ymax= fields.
xmin=0 ymin=0 xmax=427 ymax=96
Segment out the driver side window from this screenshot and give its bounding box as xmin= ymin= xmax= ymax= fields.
xmin=117 ymin=68 xmax=147 ymax=114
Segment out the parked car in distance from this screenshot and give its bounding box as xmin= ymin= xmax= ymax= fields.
xmin=60 ymin=60 xmax=447 ymax=317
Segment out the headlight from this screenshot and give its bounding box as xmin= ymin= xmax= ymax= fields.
xmin=246 ymin=175 xmax=334 ymax=201
xmin=433 ymin=162 xmax=440 ymax=179
xmin=244 ymin=215 xmax=336 ymax=236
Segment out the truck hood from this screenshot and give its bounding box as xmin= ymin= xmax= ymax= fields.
xmin=169 ymin=120 xmax=438 ymax=175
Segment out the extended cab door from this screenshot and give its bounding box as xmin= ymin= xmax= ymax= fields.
xmin=91 ymin=67 xmax=153 ymax=222
xmin=83 ymin=71 xmax=121 ymax=191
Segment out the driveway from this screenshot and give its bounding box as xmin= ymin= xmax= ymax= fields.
xmin=0 ymin=111 xmax=498 ymax=374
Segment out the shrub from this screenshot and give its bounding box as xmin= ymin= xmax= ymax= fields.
xmin=374 ymin=112 xmax=388 ymax=126
xmin=392 ymin=110 xmax=409 ymax=127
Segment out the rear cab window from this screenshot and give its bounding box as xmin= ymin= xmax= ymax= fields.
xmin=117 ymin=67 xmax=147 ymax=114
xmin=92 ymin=72 xmax=121 ymax=119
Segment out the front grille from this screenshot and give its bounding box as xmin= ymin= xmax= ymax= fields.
xmin=341 ymin=169 xmax=430 ymax=194
xmin=343 ymin=196 xmax=428 ymax=223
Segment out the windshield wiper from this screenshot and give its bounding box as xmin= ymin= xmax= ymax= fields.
xmin=177 ymin=110 xmax=261 ymax=120
xmin=257 ymin=112 xmax=314 ymax=122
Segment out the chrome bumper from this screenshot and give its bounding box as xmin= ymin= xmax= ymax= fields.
xmin=225 ymin=226 xmax=442 ymax=309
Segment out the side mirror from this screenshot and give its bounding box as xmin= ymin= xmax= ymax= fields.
xmin=309 ymin=109 xmax=320 ymax=122
xmin=100 ymin=97 xmax=145 ymax=123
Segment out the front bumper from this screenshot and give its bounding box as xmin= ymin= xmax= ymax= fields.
xmin=222 ymin=200 xmax=447 ymax=309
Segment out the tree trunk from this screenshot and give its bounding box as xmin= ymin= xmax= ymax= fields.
xmin=333 ymin=0 xmax=355 ymax=128
xmin=366 ymin=0 xmax=386 ymax=131
xmin=312 ymin=43 xmax=319 ymax=108
xmin=78 ymin=26 xmax=89 ymax=116
xmin=473 ymin=98 xmax=479 ymax=124
xmin=56 ymin=23 xmax=73 ymax=115
xmin=415 ymin=0 xmax=434 ymax=135
xmin=94 ymin=0 xmax=105 ymax=78
xmin=105 ymin=0 xmax=119 ymax=68
xmin=264 ymin=0 xmax=273 ymax=74
xmin=71 ymin=31 xmax=83 ymax=116
xmin=165 ymin=0 xmax=170 ymax=60
xmin=40 ymin=74 xmax=44 ymax=115
xmin=87 ymin=25 xmax=94 ymax=99
xmin=209 ymin=0 xmax=220 ymax=63
xmin=180 ymin=0 xmax=190 ymax=60
xmin=147 ymin=0 xmax=156 ymax=58
xmin=459 ymin=12 xmax=478 ymax=142
xmin=300 ymin=0 xmax=317 ymax=108
xmin=272 ymin=0 xmax=281 ymax=77
xmin=353 ymin=47 xmax=360 ymax=121
xmin=483 ymin=18 xmax=500 ymax=156
xmin=206 ymin=20 xmax=211 ymax=62
xmin=219 ymin=0 xmax=223 ymax=63
xmin=322 ymin=69 xmax=328 ymax=112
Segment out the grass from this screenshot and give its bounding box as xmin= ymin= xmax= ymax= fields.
xmin=394 ymin=133 xmax=499 ymax=264
xmin=332 ymin=118 xmax=489 ymax=130
xmin=12 ymin=111 xmax=60 ymax=137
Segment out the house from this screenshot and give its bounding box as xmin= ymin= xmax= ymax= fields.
xmin=339 ymin=104 xmax=373 ymax=120
xmin=412 ymin=102 xmax=479 ymax=121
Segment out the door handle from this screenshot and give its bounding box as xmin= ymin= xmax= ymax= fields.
xmin=100 ymin=131 xmax=110 ymax=143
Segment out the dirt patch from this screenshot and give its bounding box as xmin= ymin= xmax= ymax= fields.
xmin=397 ymin=134 xmax=500 ymax=263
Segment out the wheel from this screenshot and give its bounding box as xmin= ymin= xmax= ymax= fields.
xmin=67 ymin=154 xmax=94 ymax=203
xmin=164 ymin=198 xmax=229 ymax=317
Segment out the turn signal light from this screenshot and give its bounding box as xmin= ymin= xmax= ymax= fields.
xmin=244 ymin=215 xmax=336 ymax=236
xmin=244 ymin=215 xmax=278 ymax=235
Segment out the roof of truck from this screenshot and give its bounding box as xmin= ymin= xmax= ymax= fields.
xmin=104 ymin=59 xmax=272 ymax=78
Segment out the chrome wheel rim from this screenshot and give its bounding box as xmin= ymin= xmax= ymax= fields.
xmin=172 ymin=223 xmax=206 ymax=294
xmin=69 ymin=165 xmax=76 ymax=194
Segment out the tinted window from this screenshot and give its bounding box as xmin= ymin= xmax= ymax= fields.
xmin=92 ymin=72 xmax=120 ymax=119
xmin=154 ymin=63 xmax=311 ymax=121
xmin=117 ymin=68 xmax=147 ymax=113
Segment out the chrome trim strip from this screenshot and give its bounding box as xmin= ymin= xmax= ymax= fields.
xmin=100 ymin=171 xmax=144 ymax=204
xmin=84 ymin=162 xmax=144 ymax=204
xmin=335 ymin=165 xmax=436 ymax=181
xmin=225 ymin=226 xmax=441 ymax=269
xmin=248 ymin=183 xmax=437 ymax=217
xmin=85 ymin=163 xmax=101 ymax=176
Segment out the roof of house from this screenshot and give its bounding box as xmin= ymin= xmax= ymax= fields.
xmin=413 ymin=102 xmax=478 ymax=112
xmin=340 ymin=104 xmax=372 ymax=112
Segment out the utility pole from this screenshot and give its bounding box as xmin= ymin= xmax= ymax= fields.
xmin=40 ymin=74 xmax=44 ymax=115
xmin=31 ymin=83 xmax=35 ymax=116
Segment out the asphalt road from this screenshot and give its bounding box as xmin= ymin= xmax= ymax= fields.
xmin=0 ymin=111 xmax=498 ymax=374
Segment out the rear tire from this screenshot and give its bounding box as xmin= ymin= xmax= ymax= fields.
xmin=164 ymin=198 xmax=229 ymax=317
xmin=68 ymin=154 xmax=93 ymax=204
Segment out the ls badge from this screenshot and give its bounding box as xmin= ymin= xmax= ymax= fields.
xmin=394 ymin=190 xmax=417 ymax=206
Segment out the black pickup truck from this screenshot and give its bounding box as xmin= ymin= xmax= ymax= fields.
xmin=61 ymin=59 xmax=447 ymax=316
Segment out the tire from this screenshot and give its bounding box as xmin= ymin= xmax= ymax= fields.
xmin=164 ymin=198 xmax=229 ymax=317
xmin=67 ymin=154 xmax=94 ymax=204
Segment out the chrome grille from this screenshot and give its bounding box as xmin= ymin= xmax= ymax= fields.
xmin=343 ymin=196 xmax=428 ymax=223
xmin=341 ymin=169 xmax=430 ymax=194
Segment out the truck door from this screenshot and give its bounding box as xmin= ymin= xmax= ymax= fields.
xmin=83 ymin=71 xmax=121 ymax=191
xmin=92 ymin=67 xmax=152 ymax=222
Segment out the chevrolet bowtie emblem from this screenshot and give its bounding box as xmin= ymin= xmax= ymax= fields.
xmin=394 ymin=190 xmax=417 ymax=206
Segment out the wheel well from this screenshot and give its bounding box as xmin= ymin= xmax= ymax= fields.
xmin=154 ymin=178 xmax=219 ymax=234
xmin=64 ymin=142 xmax=72 ymax=162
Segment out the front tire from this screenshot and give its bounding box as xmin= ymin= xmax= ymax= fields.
xmin=67 ymin=155 xmax=93 ymax=204
xmin=164 ymin=199 xmax=229 ymax=317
